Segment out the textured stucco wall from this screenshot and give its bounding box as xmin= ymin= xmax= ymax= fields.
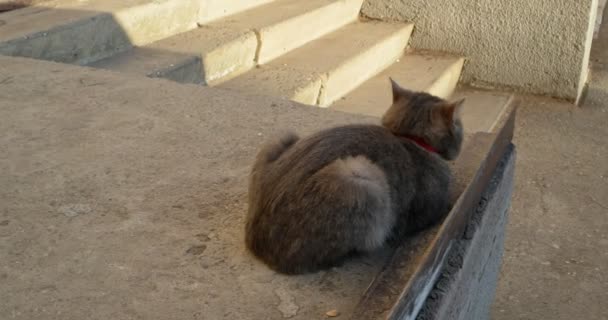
xmin=362 ymin=0 xmax=598 ymax=102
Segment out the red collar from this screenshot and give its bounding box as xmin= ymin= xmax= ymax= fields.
xmin=398 ymin=134 xmax=438 ymax=154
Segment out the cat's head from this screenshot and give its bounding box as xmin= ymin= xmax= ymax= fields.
xmin=381 ymin=78 xmax=465 ymax=160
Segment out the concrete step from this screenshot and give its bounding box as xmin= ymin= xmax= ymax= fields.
xmin=330 ymin=54 xmax=512 ymax=133
xmin=451 ymin=88 xmax=514 ymax=133
xmin=220 ymin=21 xmax=414 ymax=106
xmin=331 ymin=53 xmax=464 ymax=116
xmin=331 ymin=53 xmax=511 ymax=133
xmin=0 ymin=0 xmax=277 ymax=65
xmin=89 ymin=0 xmax=363 ymax=85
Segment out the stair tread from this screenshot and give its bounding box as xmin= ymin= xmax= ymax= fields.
xmin=332 ymin=54 xmax=464 ymax=116
xmin=89 ymin=47 xmax=198 ymax=77
xmin=452 ymin=88 xmax=514 ymax=133
xmin=219 ymin=21 xmax=413 ymax=105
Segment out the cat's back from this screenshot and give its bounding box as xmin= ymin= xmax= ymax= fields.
xmin=272 ymin=124 xmax=403 ymax=176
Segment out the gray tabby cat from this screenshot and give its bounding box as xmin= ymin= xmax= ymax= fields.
xmin=245 ymin=79 xmax=465 ymax=274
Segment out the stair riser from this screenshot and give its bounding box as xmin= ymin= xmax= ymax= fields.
xmin=257 ymin=0 xmax=363 ymax=64
xmin=151 ymin=57 xmax=204 ymax=84
xmin=203 ymin=33 xmax=258 ymax=85
xmin=0 ymin=0 xmax=276 ymax=65
xmin=292 ymin=80 xmax=325 ymax=106
xmin=199 ymin=0 xmax=276 ymax=24
xmin=89 ymin=0 xmax=364 ymax=86
xmin=0 ymin=13 xmax=132 ymax=65
xmin=122 ymin=40 xmax=257 ymax=85
xmin=114 ymin=0 xmax=199 ymax=47
xmin=146 ymin=38 xmax=260 ymax=86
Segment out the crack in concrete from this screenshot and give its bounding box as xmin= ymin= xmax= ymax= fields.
xmin=315 ymin=74 xmax=329 ymax=107
xmin=252 ymin=29 xmax=262 ymax=65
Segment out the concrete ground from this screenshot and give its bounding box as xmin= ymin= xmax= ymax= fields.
xmin=491 ymin=10 xmax=608 ymax=320
xmin=0 ymin=54 xmax=508 ymax=320
xmin=0 ymin=55 xmax=397 ymax=320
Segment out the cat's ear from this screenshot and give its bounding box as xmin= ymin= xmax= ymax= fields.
xmin=389 ymin=77 xmax=413 ymax=103
xmin=440 ymin=98 xmax=466 ymax=124
xmin=451 ymin=98 xmax=465 ymax=119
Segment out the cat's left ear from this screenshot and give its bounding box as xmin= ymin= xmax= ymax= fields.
xmin=389 ymin=77 xmax=414 ymax=103
xmin=441 ymin=98 xmax=466 ymax=123
xmin=451 ymin=98 xmax=465 ymax=119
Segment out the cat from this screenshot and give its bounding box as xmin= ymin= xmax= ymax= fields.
xmin=245 ymin=78 xmax=465 ymax=275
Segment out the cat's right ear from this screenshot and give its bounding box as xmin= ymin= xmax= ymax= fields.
xmin=389 ymin=77 xmax=413 ymax=103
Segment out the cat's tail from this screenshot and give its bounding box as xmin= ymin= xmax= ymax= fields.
xmin=245 ymin=155 xmax=394 ymax=274
xmin=326 ymin=156 xmax=394 ymax=251
xmin=248 ymin=131 xmax=300 ymax=213
xmin=260 ymin=155 xmax=394 ymax=274
xmin=253 ymin=131 xmax=299 ymax=168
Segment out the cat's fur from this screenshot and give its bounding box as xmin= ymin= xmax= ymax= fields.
xmin=245 ymin=79 xmax=465 ymax=274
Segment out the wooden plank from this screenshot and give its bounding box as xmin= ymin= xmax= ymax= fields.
xmin=350 ymin=98 xmax=518 ymax=320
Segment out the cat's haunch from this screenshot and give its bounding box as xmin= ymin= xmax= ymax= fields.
xmin=245 ymin=79 xmax=465 ymax=274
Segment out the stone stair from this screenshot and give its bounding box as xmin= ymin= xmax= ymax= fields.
xmin=0 ymin=0 xmax=513 ymax=133
xmin=220 ymin=21 xmax=413 ymax=106
xmin=90 ymin=0 xmax=364 ymax=85
xmin=332 ymin=53 xmax=465 ymax=115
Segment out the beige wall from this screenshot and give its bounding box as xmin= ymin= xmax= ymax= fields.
xmin=362 ymin=0 xmax=598 ymax=102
